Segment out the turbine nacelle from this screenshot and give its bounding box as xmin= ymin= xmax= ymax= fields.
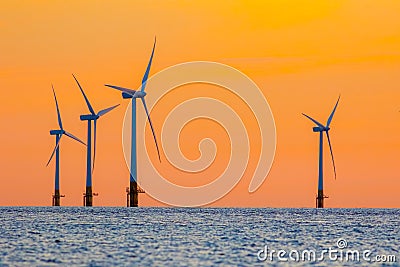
xmin=50 ymin=129 xmax=64 ymax=135
xmin=120 ymin=89 xmax=146 ymax=99
xmin=122 ymin=92 xmax=133 ymax=99
xmin=313 ymin=126 xmax=330 ymax=132
xmin=80 ymin=114 xmax=99 ymax=121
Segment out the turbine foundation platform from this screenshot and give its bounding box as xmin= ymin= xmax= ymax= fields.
xmin=126 ymin=181 xmax=145 ymax=207
xmin=52 ymin=190 xmax=65 ymax=206
xmin=83 ymin=187 xmax=98 ymax=206
xmin=316 ymin=190 xmax=328 ymax=208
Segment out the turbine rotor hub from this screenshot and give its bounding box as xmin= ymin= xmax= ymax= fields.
xmin=133 ymin=91 xmax=146 ymax=98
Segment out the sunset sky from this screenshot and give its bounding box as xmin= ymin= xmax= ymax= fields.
xmin=1 ymin=0 xmax=399 ymax=207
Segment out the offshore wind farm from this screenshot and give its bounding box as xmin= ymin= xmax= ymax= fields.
xmin=44 ymin=45 xmax=340 ymax=209
xmin=1 ymin=1 xmax=400 ymax=266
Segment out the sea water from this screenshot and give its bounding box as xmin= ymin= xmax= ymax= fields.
xmin=0 ymin=207 xmax=399 ymax=266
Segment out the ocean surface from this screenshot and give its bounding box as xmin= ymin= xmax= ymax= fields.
xmin=0 ymin=207 xmax=399 ymax=266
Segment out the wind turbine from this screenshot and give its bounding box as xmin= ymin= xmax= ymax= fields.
xmin=302 ymin=96 xmax=340 ymax=208
xmin=105 ymin=37 xmax=161 ymax=207
xmin=72 ymin=74 xmax=120 ymax=207
xmin=47 ymin=85 xmax=86 ymax=206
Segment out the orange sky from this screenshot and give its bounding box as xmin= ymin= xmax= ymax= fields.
xmin=0 ymin=0 xmax=399 ymax=207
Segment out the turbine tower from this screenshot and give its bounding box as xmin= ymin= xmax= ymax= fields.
xmin=73 ymin=74 xmax=120 ymax=207
xmin=105 ymin=37 xmax=161 ymax=207
xmin=303 ymin=96 xmax=340 ymax=208
xmin=47 ymin=85 xmax=86 ymax=206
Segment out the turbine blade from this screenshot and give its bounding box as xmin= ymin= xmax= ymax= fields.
xmin=302 ymin=113 xmax=325 ymax=128
xmin=97 ymin=104 xmax=120 ymax=117
xmin=51 ymin=85 xmax=63 ymax=130
xmin=326 ymin=131 xmax=337 ymax=179
xmin=92 ymin=120 xmax=97 ymax=173
xmin=46 ymin=135 xmax=62 ymax=167
xmin=326 ymin=95 xmax=341 ymax=127
xmin=104 ymin=84 xmax=136 ymax=96
xmin=141 ymin=36 xmax=156 ymax=92
xmin=141 ymin=98 xmax=161 ymax=161
xmin=72 ymin=74 xmax=96 ymax=115
xmin=64 ymin=131 xmax=86 ymax=146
